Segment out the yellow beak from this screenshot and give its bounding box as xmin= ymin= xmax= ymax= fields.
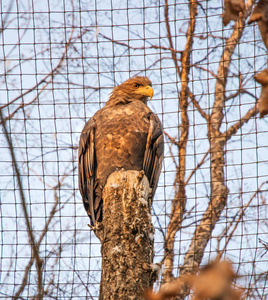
xmin=137 ymin=85 xmax=154 ymax=99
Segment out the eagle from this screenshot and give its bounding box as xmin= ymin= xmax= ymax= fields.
xmin=78 ymin=76 xmax=164 ymax=226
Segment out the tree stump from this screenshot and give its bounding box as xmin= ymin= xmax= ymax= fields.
xmin=98 ymin=169 xmax=156 ymax=300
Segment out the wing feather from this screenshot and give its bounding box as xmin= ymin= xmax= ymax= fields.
xmin=78 ymin=119 xmax=96 ymax=225
xmin=143 ymin=113 xmax=164 ymax=199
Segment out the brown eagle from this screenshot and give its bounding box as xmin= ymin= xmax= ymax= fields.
xmin=78 ymin=76 xmax=164 ymax=225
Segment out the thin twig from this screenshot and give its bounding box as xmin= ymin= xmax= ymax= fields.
xmin=99 ymin=32 xmax=183 ymax=54
xmin=0 ymin=110 xmax=43 ymax=299
xmin=13 ymin=187 xmax=67 ymax=299
xmin=1 ymin=25 xmax=76 ymax=117
xmin=217 ymin=181 xmax=268 ymax=260
xmin=164 ymin=0 xmax=181 ymax=77
xmin=223 ymin=103 xmax=258 ymax=142
xmin=164 ymin=130 xmax=180 ymax=148
xmin=185 ymin=149 xmax=210 ymax=185
xmin=188 ymin=91 xmax=209 ymax=121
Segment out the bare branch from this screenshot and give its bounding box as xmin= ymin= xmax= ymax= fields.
xmin=185 ymin=149 xmax=210 ymax=185
xmin=1 ymin=78 xmax=52 ymax=123
xmin=211 ymin=6 xmax=253 ymax=131
xmin=0 ymin=0 xmax=13 ymax=36
xmin=189 ymin=91 xmax=209 ymax=121
xmin=13 ymin=186 xmax=69 ymax=299
xmin=192 ymin=64 xmax=218 ymax=79
xmin=164 ymin=130 xmax=180 ymax=148
xmin=99 ymin=32 xmax=182 ymax=54
xmin=164 ymin=0 xmax=181 ymax=77
xmin=163 ymin=0 xmax=198 ymax=283
xmin=1 ymin=25 xmax=76 ymax=121
xmin=223 ymin=103 xmax=258 ymax=142
xmin=0 ymin=110 xmax=43 ymax=299
xmin=173 ymin=3 xmax=256 ymax=299
xmin=217 ymin=181 xmax=268 ymax=260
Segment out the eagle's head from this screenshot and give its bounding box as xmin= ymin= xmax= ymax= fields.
xmin=107 ymin=76 xmax=154 ymax=106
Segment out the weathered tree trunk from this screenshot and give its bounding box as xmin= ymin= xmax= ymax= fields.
xmin=97 ymin=169 xmax=156 ymax=300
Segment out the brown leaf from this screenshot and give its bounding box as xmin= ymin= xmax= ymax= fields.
xmin=222 ymin=0 xmax=245 ymax=26
xmin=254 ymin=69 xmax=268 ymax=118
xmin=144 ymin=261 xmax=243 ymax=300
xmin=254 ymin=69 xmax=268 ymax=86
xmin=258 ymin=86 xmax=268 ymax=118
xmin=248 ymin=0 xmax=268 ymax=49
xmin=144 ymin=279 xmax=185 ymax=300
xmin=189 ymin=261 xmax=242 ymax=300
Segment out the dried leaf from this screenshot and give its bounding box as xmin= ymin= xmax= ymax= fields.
xmin=254 ymin=69 xmax=268 ymax=118
xmin=144 ymin=278 xmax=184 ymax=300
xmin=190 ymin=261 xmax=242 ymax=300
xmin=258 ymin=86 xmax=268 ymax=118
xmin=248 ymin=0 xmax=268 ymax=49
xmin=144 ymin=261 xmax=243 ymax=300
xmin=222 ymin=0 xmax=245 ymax=26
xmin=254 ymin=68 xmax=268 ymax=85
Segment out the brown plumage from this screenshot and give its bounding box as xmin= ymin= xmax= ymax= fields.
xmin=248 ymin=0 xmax=268 ymax=50
xmin=254 ymin=69 xmax=268 ymax=118
xmin=222 ymin=0 xmax=245 ymax=26
xmin=78 ymin=76 xmax=164 ymax=225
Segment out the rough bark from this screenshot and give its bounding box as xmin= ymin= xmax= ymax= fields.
xmin=98 ymin=169 xmax=156 ymax=300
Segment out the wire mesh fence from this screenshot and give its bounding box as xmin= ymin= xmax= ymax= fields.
xmin=0 ymin=0 xmax=267 ymax=299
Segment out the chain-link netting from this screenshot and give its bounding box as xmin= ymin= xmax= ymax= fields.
xmin=0 ymin=0 xmax=267 ymax=299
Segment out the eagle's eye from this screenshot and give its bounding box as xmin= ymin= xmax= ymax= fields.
xmin=133 ymin=83 xmax=140 ymax=88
